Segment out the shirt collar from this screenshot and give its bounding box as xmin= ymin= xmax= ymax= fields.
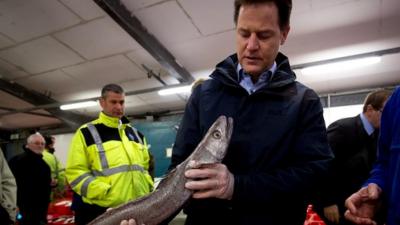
xmin=360 ymin=113 xmax=375 ymax=136
xmin=236 ymin=62 xmax=277 ymax=81
xmin=236 ymin=62 xmax=277 ymax=94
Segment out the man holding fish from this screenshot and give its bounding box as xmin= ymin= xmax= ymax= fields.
xmin=121 ymin=0 xmax=333 ymax=224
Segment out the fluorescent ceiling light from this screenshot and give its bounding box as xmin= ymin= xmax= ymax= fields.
xmin=158 ymin=85 xmax=192 ymax=96
xmin=301 ymin=56 xmax=381 ymax=75
xmin=60 ymin=101 xmax=97 ymax=110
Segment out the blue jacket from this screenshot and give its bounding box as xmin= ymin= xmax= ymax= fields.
xmin=366 ymin=86 xmax=400 ymax=225
xmin=170 ymin=53 xmax=333 ymax=225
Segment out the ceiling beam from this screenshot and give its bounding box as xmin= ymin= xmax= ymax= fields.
xmin=94 ymin=0 xmax=195 ymax=83
xmin=0 ymin=79 xmax=93 ymax=129
xmin=0 ymin=82 xmax=190 ymax=116
xmin=0 ymin=106 xmax=55 ymax=118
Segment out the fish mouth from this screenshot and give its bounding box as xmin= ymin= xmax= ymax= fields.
xmin=226 ymin=116 xmax=234 ymax=140
xmin=208 ymin=115 xmax=234 ymax=161
xmin=219 ymin=116 xmax=233 ymax=160
xmin=216 ymin=115 xmax=234 ymax=140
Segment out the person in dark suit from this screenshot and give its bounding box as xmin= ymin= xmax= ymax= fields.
xmin=9 ymin=133 xmax=52 ymax=225
xmin=317 ymin=89 xmax=391 ymax=225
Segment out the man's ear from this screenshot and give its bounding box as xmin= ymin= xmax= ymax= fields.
xmin=280 ymin=25 xmax=290 ymax=45
xmin=99 ymin=98 xmax=105 ymax=108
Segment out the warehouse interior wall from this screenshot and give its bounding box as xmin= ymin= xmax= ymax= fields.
xmin=5 ymin=88 xmax=393 ymax=177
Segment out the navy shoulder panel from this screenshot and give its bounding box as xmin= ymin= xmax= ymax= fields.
xmin=81 ymin=123 xmax=121 ymax=146
xmin=125 ymin=126 xmax=144 ymax=144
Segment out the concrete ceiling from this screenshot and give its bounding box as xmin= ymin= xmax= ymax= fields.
xmin=0 ymin=0 xmax=399 ymax=131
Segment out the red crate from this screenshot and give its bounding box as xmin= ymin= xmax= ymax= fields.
xmin=304 ymin=205 xmax=326 ymax=225
xmin=48 ymin=198 xmax=74 ymax=225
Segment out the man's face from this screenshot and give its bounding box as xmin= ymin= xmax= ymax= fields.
xmin=236 ymin=2 xmax=290 ymax=78
xmin=369 ymin=101 xmax=387 ymax=129
xmin=27 ymin=136 xmax=45 ymax=154
xmin=100 ymin=91 xmax=125 ymax=118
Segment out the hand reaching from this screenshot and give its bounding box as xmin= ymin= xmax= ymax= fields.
xmin=344 ymin=183 xmax=382 ymax=225
xmin=50 ymin=178 xmax=58 ymax=187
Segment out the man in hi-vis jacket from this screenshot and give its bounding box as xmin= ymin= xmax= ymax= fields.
xmin=66 ymin=83 xmax=153 ymax=225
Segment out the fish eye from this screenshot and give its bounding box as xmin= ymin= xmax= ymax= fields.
xmin=212 ymin=130 xmax=222 ymax=139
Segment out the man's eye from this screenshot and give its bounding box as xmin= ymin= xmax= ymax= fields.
xmin=239 ymin=30 xmax=250 ymax=38
xmin=258 ymin=32 xmax=271 ymax=39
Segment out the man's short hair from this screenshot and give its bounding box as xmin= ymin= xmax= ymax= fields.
xmin=27 ymin=133 xmax=44 ymax=144
xmin=363 ymin=89 xmax=392 ymax=112
xmin=233 ymin=0 xmax=292 ymax=29
xmin=101 ymin=83 xmax=124 ymax=99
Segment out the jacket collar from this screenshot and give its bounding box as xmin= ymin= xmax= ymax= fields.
xmin=24 ymin=147 xmax=44 ymax=158
xmin=211 ymin=52 xmax=296 ymax=91
xmin=98 ymin=111 xmax=130 ymax=128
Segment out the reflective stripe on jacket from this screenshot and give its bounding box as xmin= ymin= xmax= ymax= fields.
xmin=66 ymin=112 xmax=153 ymax=208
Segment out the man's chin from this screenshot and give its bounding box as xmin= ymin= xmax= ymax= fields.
xmin=243 ymin=67 xmax=262 ymax=76
xmin=112 ymin=113 xmax=123 ymax=118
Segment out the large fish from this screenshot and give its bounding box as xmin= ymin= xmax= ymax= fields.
xmin=88 ymin=115 xmax=234 ymax=225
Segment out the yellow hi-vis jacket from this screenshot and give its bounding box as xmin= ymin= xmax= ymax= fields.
xmin=42 ymin=149 xmax=66 ymax=199
xmin=65 ymin=112 xmax=154 ymax=208
xmin=43 ymin=150 xmax=65 ymax=182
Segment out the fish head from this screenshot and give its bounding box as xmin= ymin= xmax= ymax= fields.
xmin=190 ymin=115 xmax=233 ymax=165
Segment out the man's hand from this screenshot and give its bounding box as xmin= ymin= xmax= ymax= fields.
xmin=344 ymin=183 xmax=382 ymax=225
xmin=51 ymin=178 xmax=58 ymax=187
xmin=107 ymin=208 xmax=142 ymax=225
xmin=184 ymin=162 xmax=234 ymax=200
xmin=324 ymin=204 xmax=340 ymax=224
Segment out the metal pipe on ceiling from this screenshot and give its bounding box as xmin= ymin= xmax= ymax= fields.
xmin=0 ymin=82 xmax=190 ymax=116
xmin=93 ymin=0 xmax=195 ymax=84
xmin=291 ymin=47 xmax=400 ymax=70
xmin=0 ymin=79 xmax=92 ymax=129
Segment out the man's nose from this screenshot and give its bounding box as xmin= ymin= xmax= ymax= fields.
xmin=247 ymin=33 xmax=259 ymax=50
xmin=115 ymin=103 xmax=123 ymax=110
